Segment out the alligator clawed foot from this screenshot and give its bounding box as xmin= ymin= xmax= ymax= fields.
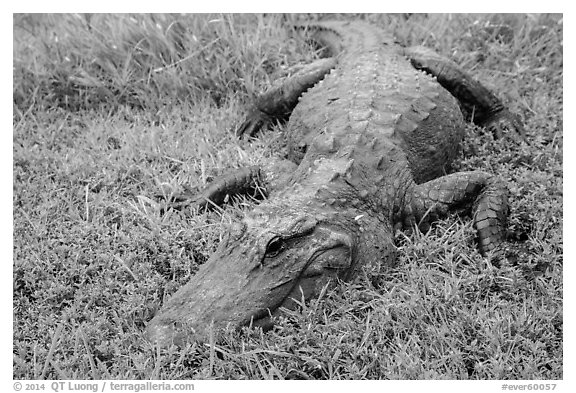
xmin=155 ymin=186 xmax=202 ymax=215
xmin=157 ymin=190 xmax=228 ymax=215
xmin=484 ymin=242 xmax=533 ymax=269
xmin=483 ymin=109 xmax=527 ymax=144
xmin=235 ymin=109 xmax=275 ymax=138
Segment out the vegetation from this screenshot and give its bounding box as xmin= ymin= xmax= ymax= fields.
xmin=13 ymin=13 xmax=562 ymax=379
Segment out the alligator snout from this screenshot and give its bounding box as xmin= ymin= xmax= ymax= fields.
xmin=145 ymin=213 xmax=355 ymax=346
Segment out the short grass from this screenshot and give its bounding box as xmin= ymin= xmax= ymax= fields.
xmin=13 ymin=13 xmax=562 ymax=379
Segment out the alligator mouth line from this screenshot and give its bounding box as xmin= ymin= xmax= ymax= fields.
xmin=247 ymin=244 xmax=348 ymax=327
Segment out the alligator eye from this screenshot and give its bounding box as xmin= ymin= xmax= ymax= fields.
xmin=265 ymin=237 xmax=284 ymax=258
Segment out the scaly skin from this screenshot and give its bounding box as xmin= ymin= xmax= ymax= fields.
xmin=147 ymin=20 xmax=523 ymax=346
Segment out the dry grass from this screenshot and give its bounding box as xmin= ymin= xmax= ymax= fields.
xmin=13 ymin=13 xmax=562 ymax=379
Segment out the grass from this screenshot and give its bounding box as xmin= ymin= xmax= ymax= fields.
xmin=13 ymin=13 xmax=562 ymax=379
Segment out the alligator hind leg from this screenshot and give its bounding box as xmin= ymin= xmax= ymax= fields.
xmin=403 ymin=171 xmax=508 ymax=254
xmin=236 ymin=57 xmax=337 ymax=137
xmin=402 ymin=46 xmax=525 ymax=141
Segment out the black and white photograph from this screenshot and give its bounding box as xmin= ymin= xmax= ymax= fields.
xmin=12 ymin=9 xmax=563 ymax=386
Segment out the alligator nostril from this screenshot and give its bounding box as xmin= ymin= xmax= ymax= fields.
xmin=146 ymin=321 xmax=196 ymax=348
xmin=145 ymin=322 xmax=173 ymax=346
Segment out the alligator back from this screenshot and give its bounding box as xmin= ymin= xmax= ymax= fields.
xmin=286 ymin=21 xmax=465 ymax=184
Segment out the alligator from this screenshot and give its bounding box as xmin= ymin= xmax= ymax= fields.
xmin=146 ymin=20 xmax=524 ymax=346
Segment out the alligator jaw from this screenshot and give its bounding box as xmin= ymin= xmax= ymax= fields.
xmin=246 ymin=242 xmax=353 ymax=328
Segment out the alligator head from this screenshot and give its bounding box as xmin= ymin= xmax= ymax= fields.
xmin=145 ymin=203 xmax=363 ymax=346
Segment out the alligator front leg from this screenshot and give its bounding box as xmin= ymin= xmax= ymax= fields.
xmin=163 ymin=166 xmax=264 ymax=212
xmin=403 ymin=171 xmax=508 ymax=254
xmin=236 ymin=57 xmax=337 ymax=137
xmin=402 ymin=46 xmax=525 ymax=141
xmin=162 ymin=159 xmax=298 ymax=213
